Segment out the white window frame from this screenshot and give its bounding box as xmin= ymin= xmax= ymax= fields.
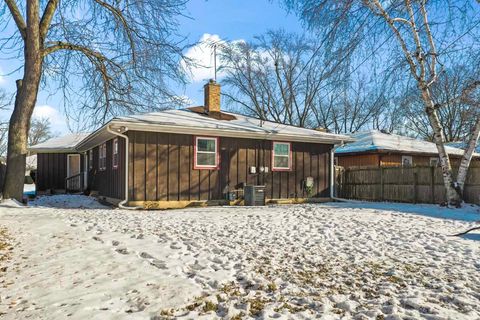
xmin=88 ymin=150 xmax=93 ymax=169
xmin=99 ymin=143 xmax=107 ymax=171
xmin=272 ymin=141 xmax=292 ymax=171
xmin=194 ymin=136 xmax=219 ymax=169
xmin=402 ymin=155 xmax=413 ymax=167
xmin=112 ymin=138 xmax=119 ymax=169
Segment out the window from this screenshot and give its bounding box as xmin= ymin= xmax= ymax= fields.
xmin=99 ymin=143 xmax=107 ymax=171
xmin=402 ymin=155 xmax=413 ymax=167
xmin=430 ymin=157 xmax=439 ymax=167
xmin=272 ymin=141 xmax=291 ymax=171
xmin=113 ymin=138 xmax=119 ymax=169
xmin=194 ymin=136 xmax=219 ymax=169
xmin=88 ymin=150 xmax=93 ymax=169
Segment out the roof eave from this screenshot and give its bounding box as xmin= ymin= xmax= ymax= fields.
xmin=28 ymin=147 xmax=78 ymax=154
xmin=111 ymin=121 xmax=349 ymax=144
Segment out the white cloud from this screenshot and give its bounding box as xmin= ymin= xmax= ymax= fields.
xmin=32 ymin=105 xmax=68 ymax=134
xmin=184 ymin=33 xmax=244 ymax=83
xmin=0 ymin=66 xmax=5 ymax=85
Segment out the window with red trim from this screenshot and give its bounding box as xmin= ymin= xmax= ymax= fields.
xmin=272 ymin=141 xmax=291 ymax=171
xmin=194 ymin=136 xmax=219 ymax=169
xmin=112 ymin=138 xmax=119 ymax=169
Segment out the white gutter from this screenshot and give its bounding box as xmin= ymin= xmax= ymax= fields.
xmin=105 ymin=125 xmax=141 ymax=210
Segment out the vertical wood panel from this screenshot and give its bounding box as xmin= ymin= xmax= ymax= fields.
xmin=145 ymin=132 xmax=157 ymax=201
xmin=296 ymin=149 xmax=304 ymax=198
xmin=156 ymin=133 xmax=169 ymax=201
xmin=133 ymin=131 xmax=146 ymax=201
xmin=178 ymin=135 xmax=191 ymax=201
xmin=199 ymin=170 xmax=209 ymax=200
xmin=168 ymin=136 xmax=179 ymax=201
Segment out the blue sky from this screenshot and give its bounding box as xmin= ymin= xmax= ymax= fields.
xmin=0 ymin=0 xmax=303 ymax=135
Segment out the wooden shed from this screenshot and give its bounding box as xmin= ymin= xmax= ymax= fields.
xmin=31 ymin=81 xmax=350 ymax=209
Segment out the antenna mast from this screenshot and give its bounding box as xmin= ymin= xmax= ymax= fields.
xmin=213 ymin=44 xmax=217 ymax=81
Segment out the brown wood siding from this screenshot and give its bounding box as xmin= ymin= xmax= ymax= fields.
xmin=37 ymin=153 xmax=85 ymax=191
xmin=37 ymin=153 xmax=68 ymax=191
xmin=88 ymin=137 xmax=126 ymax=200
xmin=127 ymin=131 xmax=332 ymax=201
xmin=337 ymin=154 xmax=380 ymax=168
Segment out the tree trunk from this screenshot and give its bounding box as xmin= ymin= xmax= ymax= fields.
xmin=456 ymin=117 xmax=480 ymax=196
xmin=2 ymin=0 xmax=43 ymax=201
xmin=420 ymin=87 xmax=461 ymax=206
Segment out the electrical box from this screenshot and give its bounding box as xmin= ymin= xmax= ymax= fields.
xmin=244 ymin=185 xmax=266 ymax=206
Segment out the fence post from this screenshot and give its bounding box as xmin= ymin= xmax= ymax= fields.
xmin=380 ymin=167 xmax=384 ymax=201
xmin=413 ymin=170 xmax=418 ymax=204
xmin=430 ymin=166 xmax=435 ymax=204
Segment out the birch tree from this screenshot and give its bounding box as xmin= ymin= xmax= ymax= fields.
xmin=0 ymin=0 xmax=189 ymax=200
xmin=284 ymin=0 xmax=480 ymax=206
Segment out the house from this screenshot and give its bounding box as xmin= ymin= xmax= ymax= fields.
xmin=334 ymin=130 xmax=478 ymax=169
xmin=29 ymin=80 xmax=350 ymax=208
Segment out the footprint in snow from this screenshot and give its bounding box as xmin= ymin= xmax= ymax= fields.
xmin=115 ymin=247 xmax=128 ymax=255
xmin=139 ymin=252 xmax=167 ymax=269
xmin=92 ymin=236 xmax=103 ymax=243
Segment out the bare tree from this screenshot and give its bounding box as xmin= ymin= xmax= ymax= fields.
xmin=284 ymin=0 xmax=480 ymax=206
xmin=219 ymin=30 xmax=357 ymax=127
xmin=402 ymin=64 xmax=479 ymax=142
xmin=28 ymin=118 xmax=54 ymax=147
xmin=0 ymin=0 xmax=190 ymax=200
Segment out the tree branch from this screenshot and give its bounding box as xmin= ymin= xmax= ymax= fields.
xmin=39 ymin=0 xmax=59 ymax=41
xmin=4 ymin=0 xmax=27 ymax=40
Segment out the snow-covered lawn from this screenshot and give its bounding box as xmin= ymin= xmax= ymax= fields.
xmin=0 ymin=196 xmax=479 ymax=319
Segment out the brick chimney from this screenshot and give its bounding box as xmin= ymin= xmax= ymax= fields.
xmin=204 ymin=79 xmax=221 ymax=113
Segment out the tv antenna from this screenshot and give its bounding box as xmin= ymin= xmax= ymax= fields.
xmin=213 ymin=43 xmax=217 ymax=81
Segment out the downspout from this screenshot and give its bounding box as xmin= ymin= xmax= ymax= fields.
xmin=106 ymin=125 xmax=141 ymax=210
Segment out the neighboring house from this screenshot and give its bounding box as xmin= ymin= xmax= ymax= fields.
xmin=335 ymin=131 xmax=478 ymax=168
xmin=29 ymin=80 xmax=350 ymax=208
xmin=26 ymin=154 xmax=37 ymax=171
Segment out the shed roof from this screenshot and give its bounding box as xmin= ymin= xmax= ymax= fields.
xmin=335 ymin=131 xmax=469 ymax=157
xmin=29 ymin=133 xmax=90 ymax=153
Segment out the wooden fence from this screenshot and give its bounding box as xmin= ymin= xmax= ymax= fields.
xmin=335 ymin=166 xmax=480 ymax=205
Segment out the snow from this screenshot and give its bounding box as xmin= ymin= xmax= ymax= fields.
xmin=336 ymin=130 xmax=470 ymax=156
xmin=0 ymin=195 xmax=479 ymax=319
xmin=115 ymin=108 xmax=350 ymax=143
xmin=25 ymin=155 xmax=37 ymax=170
xmin=0 ymin=198 xmax=25 ymax=208
xmin=23 ymin=183 xmax=36 ymax=196
xmin=446 ymin=141 xmax=480 ymax=153
xmin=29 ymin=133 xmax=90 ymax=152
xmin=30 ymin=194 xmax=109 ymax=209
